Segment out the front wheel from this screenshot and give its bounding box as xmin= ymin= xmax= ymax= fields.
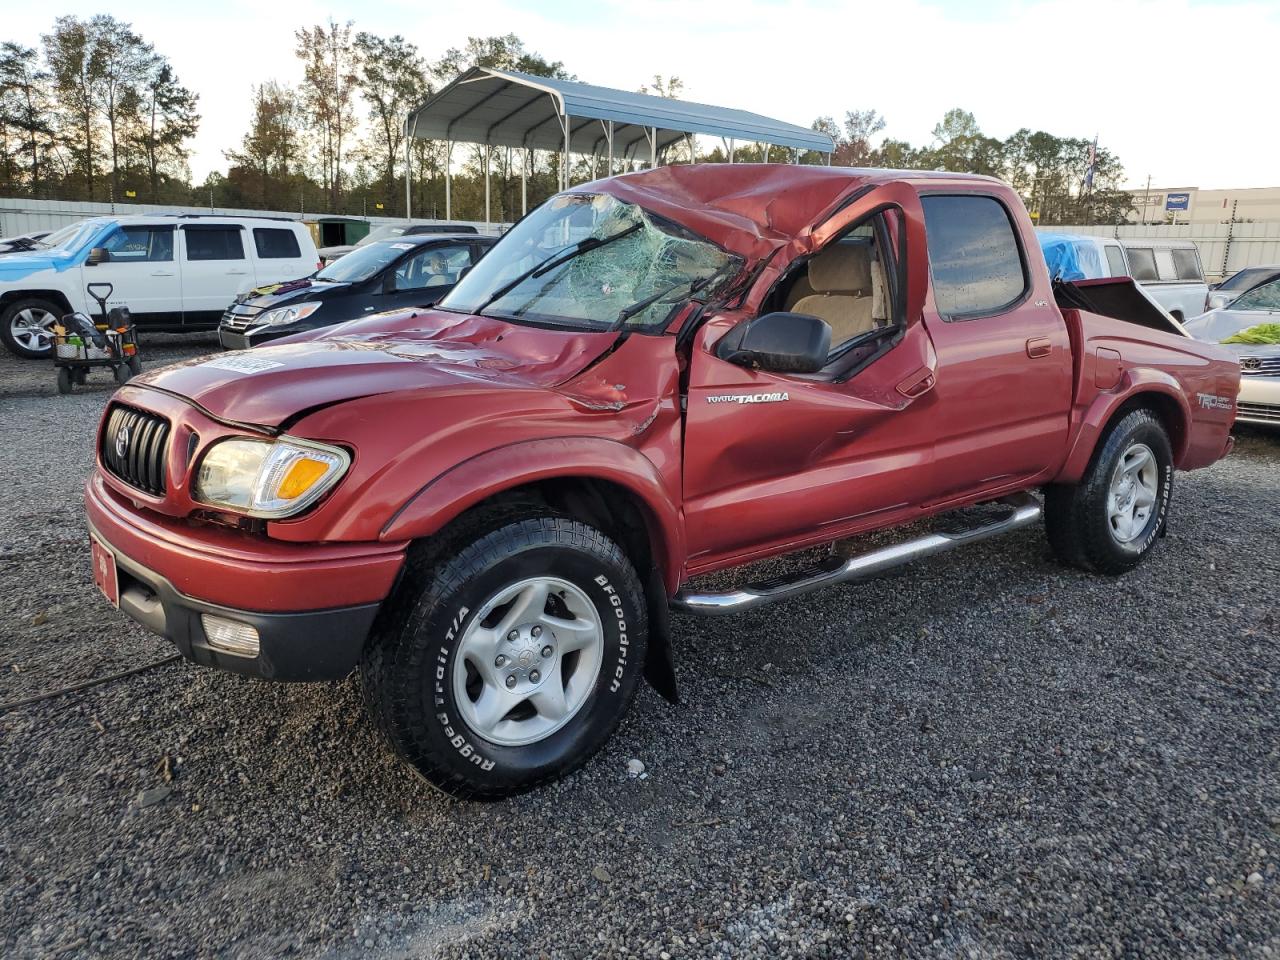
xmin=1045 ymin=408 xmax=1173 ymax=575
xmin=362 ymin=513 xmax=648 ymax=800
xmin=2 ymin=298 xmax=61 ymax=359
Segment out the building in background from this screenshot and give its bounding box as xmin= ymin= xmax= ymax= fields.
xmin=1128 ymin=185 xmax=1280 ymax=224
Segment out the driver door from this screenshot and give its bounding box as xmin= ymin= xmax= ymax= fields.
xmin=86 ymin=224 xmax=181 ymax=326
xmin=682 ymin=185 xmax=940 ymax=569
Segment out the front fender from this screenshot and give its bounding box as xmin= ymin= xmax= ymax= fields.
xmin=1055 ymin=369 xmax=1192 ymax=484
xmin=380 ymin=436 xmax=686 ymax=593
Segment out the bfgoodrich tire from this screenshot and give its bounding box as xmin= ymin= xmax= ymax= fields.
xmin=1045 ymin=408 xmax=1173 ymax=575
xmin=361 ymin=514 xmax=647 ymax=800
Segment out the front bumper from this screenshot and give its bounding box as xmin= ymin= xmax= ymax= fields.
xmin=217 ymin=327 xmax=251 ymax=351
xmin=85 ymin=473 xmax=406 ymax=680
xmin=217 ymin=327 xmax=293 ymax=351
xmin=1237 ymin=376 xmax=1280 ymax=426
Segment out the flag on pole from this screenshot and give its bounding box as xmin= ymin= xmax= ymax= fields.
xmin=1084 ymin=135 xmax=1098 ymax=190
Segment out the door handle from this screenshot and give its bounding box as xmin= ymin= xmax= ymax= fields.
xmin=1026 ymin=337 xmax=1052 ymax=358
xmin=896 ymin=367 xmax=936 ymax=399
xmin=151 ymin=271 xmax=174 ymax=277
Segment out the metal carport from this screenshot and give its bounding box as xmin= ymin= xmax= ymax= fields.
xmin=404 ymin=66 xmax=834 ymax=223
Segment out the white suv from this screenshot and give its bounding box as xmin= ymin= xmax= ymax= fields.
xmin=0 ymin=215 xmax=319 ymax=358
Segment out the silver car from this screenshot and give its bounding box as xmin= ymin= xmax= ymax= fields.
xmin=1204 ymin=264 xmax=1280 ymax=313
xmin=1185 ymin=277 xmax=1280 ymax=426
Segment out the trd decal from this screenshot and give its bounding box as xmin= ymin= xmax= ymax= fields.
xmin=1195 ymin=393 xmax=1234 ymax=411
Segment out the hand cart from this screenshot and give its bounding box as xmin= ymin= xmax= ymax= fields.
xmin=52 ymin=282 xmax=142 ymax=395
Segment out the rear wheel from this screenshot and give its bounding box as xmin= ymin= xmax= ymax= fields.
xmin=55 ymin=367 xmax=72 ymax=395
xmin=1045 ymin=408 xmax=1173 ymax=574
xmin=361 ymin=512 xmax=647 ymax=800
xmin=2 ymin=298 xmax=61 ymax=359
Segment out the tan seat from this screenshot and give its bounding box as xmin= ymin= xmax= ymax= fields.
xmin=783 ymin=273 xmax=815 ymax=309
xmin=788 ymin=242 xmax=877 ymax=344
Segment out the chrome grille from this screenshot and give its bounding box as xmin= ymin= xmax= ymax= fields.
xmin=1239 ymin=355 xmax=1280 ymax=378
xmin=101 ymin=404 xmax=171 ymax=495
xmin=220 ymin=303 xmax=264 ymax=331
xmin=1236 ymin=401 xmax=1280 ymax=424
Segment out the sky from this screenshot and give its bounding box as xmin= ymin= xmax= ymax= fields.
xmin=8 ymin=0 xmax=1279 ymax=191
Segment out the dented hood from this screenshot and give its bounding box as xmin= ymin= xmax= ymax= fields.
xmin=133 ymin=308 xmax=618 ymax=428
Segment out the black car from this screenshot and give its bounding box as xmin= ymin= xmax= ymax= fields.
xmin=218 ymin=233 xmax=495 ymax=349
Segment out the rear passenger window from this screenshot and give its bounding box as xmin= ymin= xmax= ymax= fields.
xmin=921 ymin=195 xmax=1026 ymax=318
xmin=1128 ymin=248 xmax=1158 ymax=282
xmin=1105 ymin=246 xmax=1128 ymax=277
xmin=184 ymin=226 xmax=245 ymax=261
xmin=1172 ymin=248 xmax=1203 ymax=281
xmin=253 ymin=228 xmax=301 ymax=259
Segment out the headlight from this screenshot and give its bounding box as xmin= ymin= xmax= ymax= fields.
xmin=194 ymin=437 xmax=350 ymax=518
xmin=258 ymin=302 xmax=322 ymax=327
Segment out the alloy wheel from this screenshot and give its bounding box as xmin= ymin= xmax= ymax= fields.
xmin=1107 ymin=442 xmax=1159 ymax=544
xmin=452 ymin=576 xmax=604 ymax=747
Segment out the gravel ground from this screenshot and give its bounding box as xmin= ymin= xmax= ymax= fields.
xmin=1 ymin=337 xmax=1278 ymax=959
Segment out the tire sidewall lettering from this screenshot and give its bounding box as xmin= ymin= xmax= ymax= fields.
xmin=430 ymin=605 xmax=496 ymax=772
xmin=1113 ymin=421 xmax=1173 ymax=557
xmin=594 ymin=574 xmax=631 ymax=694
xmin=424 ymin=556 xmax=643 ymax=781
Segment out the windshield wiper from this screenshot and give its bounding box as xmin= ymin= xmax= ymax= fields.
xmin=612 ymin=263 xmax=732 ymax=330
xmin=474 ymin=222 xmax=642 ymax=316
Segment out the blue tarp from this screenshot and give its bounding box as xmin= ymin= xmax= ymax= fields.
xmin=1038 ymin=233 xmax=1106 ymax=282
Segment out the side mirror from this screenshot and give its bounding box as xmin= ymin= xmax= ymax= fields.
xmin=381 ymin=272 xmax=397 ymax=294
xmin=716 ymin=311 xmax=831 ymax=374
xmin=85 ymin=247 xmax=110 ymax=266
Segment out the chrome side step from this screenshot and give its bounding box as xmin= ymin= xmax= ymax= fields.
xmin=671 ymin=492 xmax=1042 ymax=616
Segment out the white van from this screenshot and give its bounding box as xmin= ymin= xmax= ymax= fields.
xmin=0 ymin=215 xmax=319 ymax=358
xmin=1115 ymin=239 xmax=1208 ymax=323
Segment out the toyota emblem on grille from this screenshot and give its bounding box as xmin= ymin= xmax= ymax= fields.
xmin=114 ymin=423 xmax=131 ymax=459
xmin=1241 ymin=356 xmax=1263 ymax=372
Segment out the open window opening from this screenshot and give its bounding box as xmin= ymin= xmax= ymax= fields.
xmin=759 ymin=207 xmax=904 ymax=378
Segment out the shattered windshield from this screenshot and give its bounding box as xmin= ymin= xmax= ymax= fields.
xmin=440 ymin=193 xmax=740 ymax=331
xmin=1229 ymin=278 xmax=1280 ymax=313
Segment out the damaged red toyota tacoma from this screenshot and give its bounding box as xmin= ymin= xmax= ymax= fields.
xmin=85 ymin=166 xmax=1239 ymax=798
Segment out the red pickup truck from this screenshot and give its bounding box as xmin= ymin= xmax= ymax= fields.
xmin=84 ymin=166 xmax=1238 ymax=798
